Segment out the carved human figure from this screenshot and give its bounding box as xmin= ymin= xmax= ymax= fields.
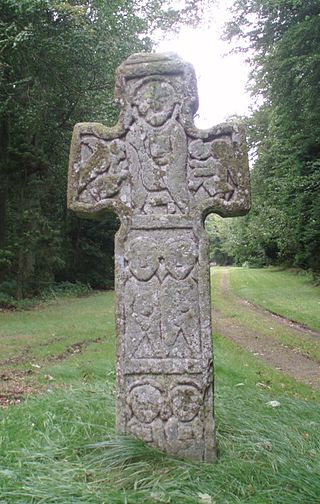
xmin=126 ymin=236 xmax=159 ymax=281
xmin=164 ymin=236 xmax=198 ymax=280
xmin=126 ymin=283 xmax=161 ymax=358
xmin=77 ymin=138 xmax=129 ymax=203
xmin=124 ymin=236 xmax=161 ymax=358
xmin=188 ymin=138 xmax=237 ymax=200
xmin=188 ymin=139 xmax=220 ymax=195
xmin=160 ymin=236 xmax=200 ymax=357
xmin=127 ymin=383 xmax=165 ymax=447
xmin=165 ymin=383 xmax=204 ymax=458
xmin=126 ymin=78 xmax=189 ymax=214
xmin=161 ymin=278 xmax=200 ymax=357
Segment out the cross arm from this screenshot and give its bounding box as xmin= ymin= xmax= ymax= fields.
xmin=67 ymin=121 xmax=130 ymax=220
xmin=187 ymin=122 xmax=251 ymax=218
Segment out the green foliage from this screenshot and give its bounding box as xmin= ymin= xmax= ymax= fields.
xmin=223 ymin=0 xmax=320 ymax=272
xmin=0 ymin=0 xmax=208 ymax=300
xmin=40 ymin=280 xmax=92 ymax=299
xmin=205 ymin=215 xmax=234 ymax=265
xmin=0 ymin=291 xmax=17 ymax=309
xmin=0 ymin=280 xmax=92 ymax=309
xmin=60 ymin=214 xmax=118 ymax=289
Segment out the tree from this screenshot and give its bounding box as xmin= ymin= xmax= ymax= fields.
xmin=223 ymin=0 xmax=320 ymax=272
xmin=0 ymin=0 xmax=209 ymax=301
xmin=205 ymin=215 xmax=234 ymax=265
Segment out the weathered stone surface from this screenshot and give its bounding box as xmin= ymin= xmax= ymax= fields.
xmin=68 ymin=52 xmax=250 ymax=461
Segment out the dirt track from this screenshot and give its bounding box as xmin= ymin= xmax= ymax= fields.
xmin=213 ymin=270 xmax=320 ymax=390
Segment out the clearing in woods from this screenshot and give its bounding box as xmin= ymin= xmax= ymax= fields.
xmin=211 ymin=267 xmax=320 ymax=390
xmin=0 ymin=267 xmax=319 ymax=406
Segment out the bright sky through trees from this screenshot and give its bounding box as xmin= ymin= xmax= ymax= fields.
xmin=157 ymin=0 xmax=251 ymax=127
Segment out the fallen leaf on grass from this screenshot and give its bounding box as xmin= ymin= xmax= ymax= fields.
xmin=198 ymin=493 xmax=214 ymax=503
xmin=44 ymin=374 xmax=55 ymax=381
xmin=256 ymin=441 xmax=273 ymax=451
xmin=150 ymin=491 xmax=170 ymax=503
xmin=0 ymin=469 xmax=16 ymax=479
xmin=266 ymin=400 xmax=281 ymax=408
xmin=256 ymin=382 xmax=271 ymax=389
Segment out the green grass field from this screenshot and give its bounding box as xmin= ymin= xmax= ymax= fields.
xmin=0 ymin=270 xmax=320 ymax=503
xmin=211 ymin=267 xmax=320 ymax=363
xmin=228 ymin=267 xmax=320 ymax=331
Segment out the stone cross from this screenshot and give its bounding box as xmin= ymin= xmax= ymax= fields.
xmin=68 ymin=53 xmax=250 ymax=462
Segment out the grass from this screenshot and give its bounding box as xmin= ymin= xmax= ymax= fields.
xmin=227 ymin=267 xmax=320 ymax=332
xmin=0 ymin=291 xmax=115 ymax=369
xmin=0 ymin=272 xmax=320 ymax=503
xmin=211 ymin=267 xmax=320 ymax=363
xmin=1 ymin=334 xmax=319 ymax=503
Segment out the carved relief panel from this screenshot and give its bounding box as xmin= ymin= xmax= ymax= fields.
xmin=124 ymin=374 xmax=207 ymax=460
xmin=123 ymin=230 xmax=201 ymax=360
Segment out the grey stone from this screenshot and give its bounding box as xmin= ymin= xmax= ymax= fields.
xmin=68 ymin=52 xmax=250 ymax=461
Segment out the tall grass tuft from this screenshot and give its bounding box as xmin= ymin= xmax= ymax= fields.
xmin=1 ymin=372 xmax=319 ymax=503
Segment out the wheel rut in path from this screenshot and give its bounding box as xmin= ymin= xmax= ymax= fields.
xmin=213 ymin=270 xmax=320 ymax=390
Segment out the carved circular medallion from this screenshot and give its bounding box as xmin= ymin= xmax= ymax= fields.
xmin=170 ymin=384 xmax=202 ymax=422
xmin=128 ymin=384 xmax=163 ymax=424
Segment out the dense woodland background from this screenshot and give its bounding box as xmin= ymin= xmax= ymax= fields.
xmin=0 ymin=0 xmax=319 ymax=306
xmin=209 ymin=0 xmax=320 ymax=273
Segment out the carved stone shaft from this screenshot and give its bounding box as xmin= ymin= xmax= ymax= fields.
xmin=68 ymin=52 xmax=250 ymax=461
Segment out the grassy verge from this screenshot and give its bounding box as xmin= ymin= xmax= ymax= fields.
xmin=1 ymin=290 xmax=320 ymax=503
xmin=227 ymin=267 xmax=320 ymax=331
xmin=211 ymin=268 xmax=320 ymax=363
xmin=0 ymin=291 xmax=115 ymax=366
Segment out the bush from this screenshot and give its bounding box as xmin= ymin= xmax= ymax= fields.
xmin=40 ymin=282 xmax=92 ymax=301
xmin=0 ymin=281 xmax=93 ymax=310
xmin=0 ymin=291 xmax=17 ymax=309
